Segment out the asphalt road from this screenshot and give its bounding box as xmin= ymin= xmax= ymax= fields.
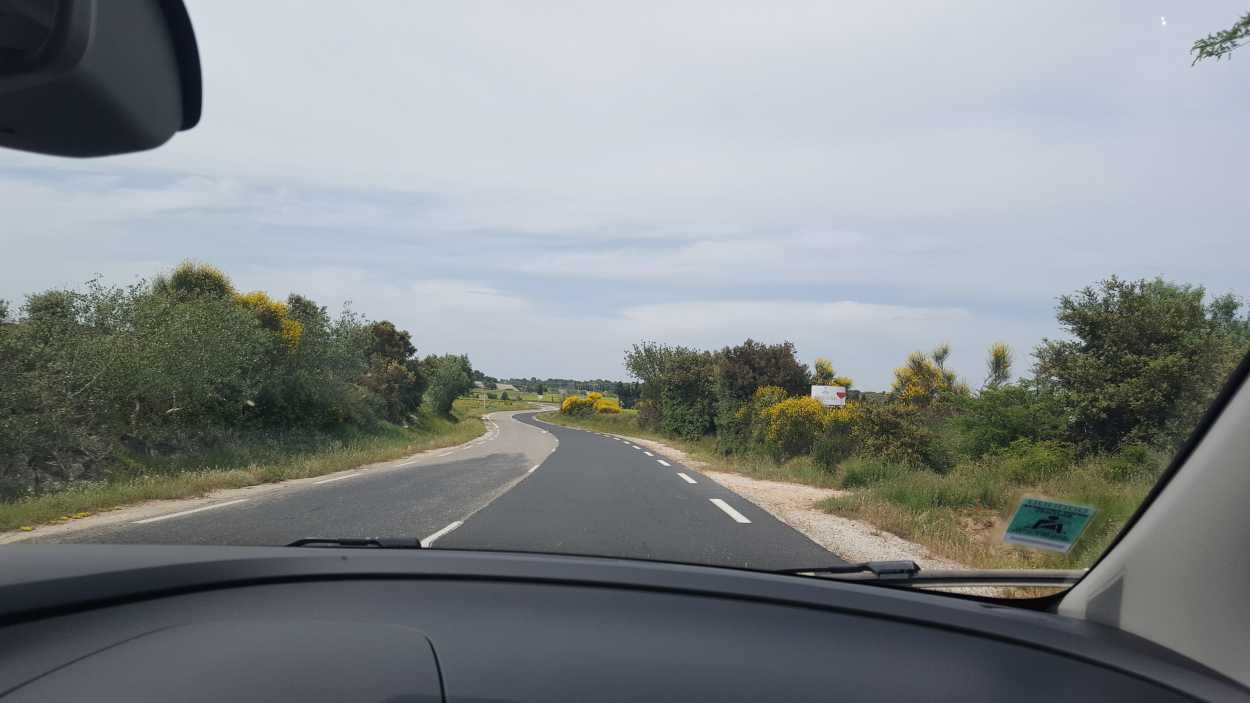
xmin=40 ymin=410 xmax=843 ymax=570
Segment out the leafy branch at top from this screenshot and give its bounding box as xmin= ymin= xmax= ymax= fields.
xmin=1192 ymin=11 xmax=1250 ymax=64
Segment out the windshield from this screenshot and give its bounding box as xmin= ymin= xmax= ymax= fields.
xmin=2 ymin=2 xmax=1248 ymax=598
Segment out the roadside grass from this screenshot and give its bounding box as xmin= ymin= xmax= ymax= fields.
xmin=0 ymin=400 xmax=498 ymax=533
xmin=539 ymin=410 xmax=1155 ymax=571
xmin=821 ymin=454 xmax=1154 ymax=570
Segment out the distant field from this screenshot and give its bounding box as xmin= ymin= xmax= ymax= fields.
xmin=462 ymin=394 xmax=544 ymax=413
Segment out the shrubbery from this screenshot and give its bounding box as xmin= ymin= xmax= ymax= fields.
xmin=561 ymin=392 xmax=622 ymax=416
xmin=760 ymin=396 xmax=826 ymax=460
xmin=606 ymin=275 xmax=1246 ymax=509
xmin=0 ymin=262 xmax=476 ymax=500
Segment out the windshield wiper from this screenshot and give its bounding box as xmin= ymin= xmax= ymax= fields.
xmin=776 ymin=560 xmax=1086 ymax=588
xmin=286 ymin=537 xmax=422 ymax=549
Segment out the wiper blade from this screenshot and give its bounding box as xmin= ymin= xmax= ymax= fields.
xmin=287 ymin=537 xmax=422 ymax=549
xmin=777 ymin=560 xmax=1086 ymax=587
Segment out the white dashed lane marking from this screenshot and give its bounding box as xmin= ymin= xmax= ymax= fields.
xmin=677 ymin=473 xmax=697 ymax=484
xmin=709 ymin=499 xmax=751 ymax=524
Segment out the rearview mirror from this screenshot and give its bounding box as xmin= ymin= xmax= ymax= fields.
xmin=0 ymin=0 xmax=201 ymax=157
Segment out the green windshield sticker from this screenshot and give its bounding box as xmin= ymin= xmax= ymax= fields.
xmin=1003 ymin=497 xmax=1096 ymax=553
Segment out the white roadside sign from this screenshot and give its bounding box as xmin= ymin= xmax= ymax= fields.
xmin=811 ymin=385 xmax=847 ymax=407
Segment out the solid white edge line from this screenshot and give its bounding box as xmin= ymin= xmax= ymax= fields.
xmin=677 ymin=473 xmax=697 ymax=484
xmin=656 ymin=459 xmax=671 ymax=467
xmin=529 ymin=464 xmax=540 ymax=473
xmin=420 ymin=520 xmax=464 ymax=547
xmin=709 ymin=498 xmax=751 ymax=523
xmin=132 ymin=499 xmax=249 ymax=525
xmin=313 ymin=472 xmax=363 ymax=485
xmin=644 ymin=451 xmax=654 ymax=456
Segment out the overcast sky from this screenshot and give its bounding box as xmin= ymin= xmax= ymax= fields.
xmin=3 ymin=1 xmax=1248 ymax=389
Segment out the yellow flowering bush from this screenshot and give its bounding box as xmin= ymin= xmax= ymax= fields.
xmin=594 ymin=396 xmax=622 ymax=414
xmin=561 ymin=394 xmax=596 ymax=416
xmin=562 ymin=391 xmax=622 ymax=415
xmin=279 ymin=317 xmax=304 ymax=349
xmin=761 ymin=395 xmax=828 ymax=459
xmin=235 ymin=291 xmax=302 ymax=349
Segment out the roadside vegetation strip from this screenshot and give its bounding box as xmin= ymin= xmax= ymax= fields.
xmin=538 ymin=410 xmax=1155 ymax=572
xmin=0 ymin=400 xmax=496 ymax=533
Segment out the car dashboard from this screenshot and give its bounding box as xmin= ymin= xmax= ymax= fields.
xmin=0 ymin=545 xmax=1243 ymax=702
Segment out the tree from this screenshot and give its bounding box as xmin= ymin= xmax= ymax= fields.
xmin=613 ymin=381 xmax=641 ymax=408
xmin=1034 ymin=277 xmax=1245 ymax=450
xmin=982 ymin=342 xmax=1013 ymax=390
xmin=368 ymin=321 xmax=416 ymax=362
xmin=1192 ymin=11 xmax=1250 ymax=64
xmin=152 ymin=261 xmax=235 ymax=300
xmin=716 ymin=340 xmax=810 ymax=404
xmin=423 ymin=354 xmax=476 ymax=415
xmin=660 ymin=348 xmax=717 ymax=438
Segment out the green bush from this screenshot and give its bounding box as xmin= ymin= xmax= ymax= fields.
xmin=811 ymin=425 xmax=855 ymax=471
xmin=500 ymin=391 xmax=510 ymax=400
xmin=953 ymin=383 xmax=1066 ymax=458
xmin=839 ymin=457 xmax=913 ymax=488
xmin=636 ymin=399 xmax=661 ymax=429
xmin=874 ymin=471 xmax=985 ymax=511
xmin=993 ymin=439 xmax=1074 ymax=484
xmin=1099 ymin=443 xmax=1164 ymax=483
xmin=852 ymin=401 xmax=954 ymax=472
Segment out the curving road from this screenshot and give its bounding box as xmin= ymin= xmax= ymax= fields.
xmin=32 ymin=410 xmax=842 ymax=570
